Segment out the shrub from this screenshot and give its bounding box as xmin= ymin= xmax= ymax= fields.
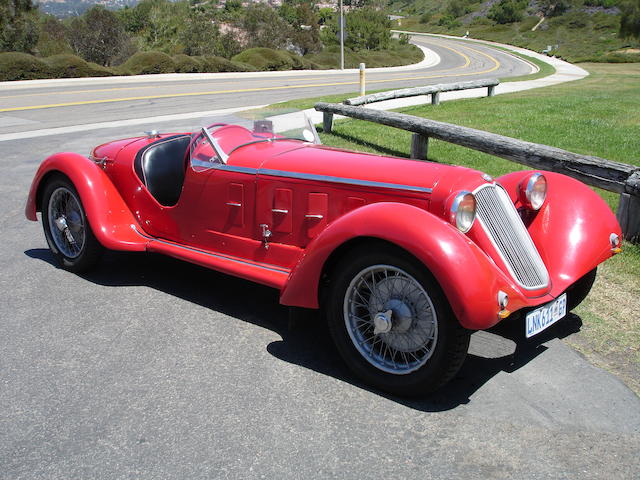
xmin=620 ymin=0 xmax=640 ymax=39
xmin=172 ymin=54 xmax=203 ymax=73
xmin=43 ymin=54 xmax=82 ymax=78
xmin=487 ymin=0 xmax=527 ymax=24
xmin=232 ymin=48 xmax=300 ymax=71
xmin=0 ymin=52 xmax=52 ymax=81
xmin=438 ymin=15 xmax=462 ymax=28
xmin=584 ymin=0 xmax=620 ymax=7
xmin=86 ymin=62 xmax=115 ymax=77
xmin=446 ymin=0 xmax=469 ymax=18
xmin=575 ymin=52 xmax=640 ymax=62
xmin=420 ymin=12 xmax=433 ymax=24
xmin=198 ymin=55 xmax=256 ymax=72
xmin=118 ymin=51 xmax=177 ymax=75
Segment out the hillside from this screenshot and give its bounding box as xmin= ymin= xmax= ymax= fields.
xmin=389 ymin=0 xmax=639 ymax=62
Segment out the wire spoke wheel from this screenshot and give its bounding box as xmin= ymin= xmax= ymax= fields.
xmin=344 ymin=265 xmax=438 ymax=374
xmin=41 ymin=176 xmax=103 ymax=273
xmin=47 ymin=187 xmax=86 ymax=259
xmin=327 ymin=246 xmax=470 ymax=396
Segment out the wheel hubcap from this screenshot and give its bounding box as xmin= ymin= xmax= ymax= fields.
xmin=47 ymin=187 xmax=86 ymax=259
xmin=373 ymin=310 xmax=392 ymax=335
xmin=344 ymin=265 xmax=438 ymax=375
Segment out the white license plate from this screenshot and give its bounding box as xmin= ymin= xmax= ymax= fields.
xmin=525 ymin=293 xmax=567 ymax=338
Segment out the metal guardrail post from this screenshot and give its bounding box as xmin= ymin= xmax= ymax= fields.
xmin=431 ymin=93 xmax=440 ymax=105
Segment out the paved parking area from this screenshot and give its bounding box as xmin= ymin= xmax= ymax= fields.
xmin=1 ymin=127 xmax=639 ymax=479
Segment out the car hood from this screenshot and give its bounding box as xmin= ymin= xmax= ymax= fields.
xmin=248 ymin=143 xmax=490 ymax=201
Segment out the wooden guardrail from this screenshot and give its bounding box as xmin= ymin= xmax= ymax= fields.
xmin=344 ymin=79 xmax=499 ymax=106
xmin=315 ymin=101 xmax=640 ymax=241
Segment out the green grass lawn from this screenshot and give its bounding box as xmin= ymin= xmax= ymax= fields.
xmin=315 ymin=63 xmax=640 ymax=393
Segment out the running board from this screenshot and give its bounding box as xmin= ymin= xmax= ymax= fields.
xmin=147 ymin=239 xmax=290 ymax=290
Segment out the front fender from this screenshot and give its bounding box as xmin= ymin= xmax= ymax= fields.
xmin=25 ymin=152 xmax=148 ymax=251
xmin=497 ymin=171 xmax=622 ymax=295
xmin=280 ymin=202 xmax=526 ymax=330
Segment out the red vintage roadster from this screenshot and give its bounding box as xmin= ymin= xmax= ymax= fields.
xmin=26 ymin=113 xmax=622 ymax=395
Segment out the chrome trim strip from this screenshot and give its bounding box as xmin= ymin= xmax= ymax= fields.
xmin=190 ymin=162 xmax=433 ymax=193
xmin=133 ymin=227 xmax=290 ymax=275
xmin=259 ymin=168 xmax=432 ymax=193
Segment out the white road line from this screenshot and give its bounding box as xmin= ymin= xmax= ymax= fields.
xmin=0 ymin=105 xmax=266 ymax=142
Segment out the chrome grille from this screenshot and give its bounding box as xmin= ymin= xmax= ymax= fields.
xmin=475 ymin=184 xmax=549 ymax=290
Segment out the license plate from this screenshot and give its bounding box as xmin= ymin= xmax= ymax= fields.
xmin=525 ymin=293 xmax=567 ymax=338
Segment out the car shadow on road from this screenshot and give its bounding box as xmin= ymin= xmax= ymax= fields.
xmin=26 ymin=248 xmax=583 ymax=412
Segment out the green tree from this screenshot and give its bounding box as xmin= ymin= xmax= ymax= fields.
xmin=242 ymin=3 xmax=291 ymax=50
xmin=179 ymin=9 xmax=241 ymax=57
xmin=118 ymin=3 xmax=151 ymax=34
xmin=118 ymin=0 xmax=189 ymax=53
xmin=620 ymin=0 xmax=640 ymax=39
xmin=318 ymin=7 xmax=334 ymax=25
xmin=322 ymin=7 xmax=391 ymax=50
xmin=289 ymin=2 xmax=322 ymax=55
xmin=0 ymin=0 xmax=39 ymax=53
xmin=36 ymin=15 xmax=71 ymax=57
xmin=344 ymin=7 xmax=391 ymax=50
xmin=180 ymin=11 xmax=219 ymax=56
xmin=67 ymin=6 xmax=134 ymax=66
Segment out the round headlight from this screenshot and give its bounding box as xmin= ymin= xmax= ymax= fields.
xmin=449 ymin=191 xmax=476 ymax=233
xmin=519 ymin=173 xmax=547 ymax=211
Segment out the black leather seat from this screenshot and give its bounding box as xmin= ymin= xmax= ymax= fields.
xmin=134 ymin=135 xmax=191 ymax=206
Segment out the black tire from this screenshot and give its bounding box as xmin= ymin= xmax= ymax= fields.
xmin=325 ymin=247 xmax=470 ymax=397
xmin=41 ymin=176 xmax=104 ymax=273
xmin=566 ymin=268 xmax=597 ymax=311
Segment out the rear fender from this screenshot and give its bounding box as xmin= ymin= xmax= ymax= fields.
xmin=497 ymin=171 xmax=622 ymax=294
xmin=280 ymin=202 xmax=524 ymax=330
xmin=26 ymin=152 xmax=148 ymax=251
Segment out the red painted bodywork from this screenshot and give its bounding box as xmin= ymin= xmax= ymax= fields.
xmin=26 ymin=128 xmax=622 ymax=330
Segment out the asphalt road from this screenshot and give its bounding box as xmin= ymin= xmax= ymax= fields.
xmin=1 ymin=36 xmax=639 ymax=479
xmin=0 ymin=36 xmax=532 ymax=134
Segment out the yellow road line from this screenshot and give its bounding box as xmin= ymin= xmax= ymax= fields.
xmin=0 ymin=41 xmax=501 ymax=113
xmin=0 ymin=41 xmax=473 ymax=101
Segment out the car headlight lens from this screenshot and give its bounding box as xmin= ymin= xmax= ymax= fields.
xmin=449 ymin=191 xmax=476 ymax=233
xmin=519 ymin=173 xmax=547 ymax=210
